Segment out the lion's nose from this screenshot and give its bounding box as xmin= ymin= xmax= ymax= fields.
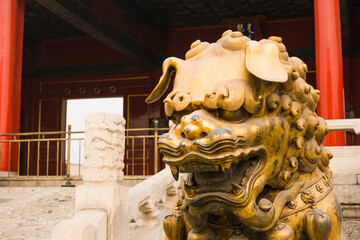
xmin=175 ymin=111 xmax=218 ymax=140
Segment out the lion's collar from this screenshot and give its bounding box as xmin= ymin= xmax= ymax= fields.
xmin=279 ymin=171 xmax=333 ymax=219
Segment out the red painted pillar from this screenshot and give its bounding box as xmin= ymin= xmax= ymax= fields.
xmin=14 ymin=0 xmax=25 ymax=134
xmin=0 ymin=0 xmax=24 ymax=172
xmin=314 ymin=0 xmax=346 ymax=146
xmin=11 ymin=0 xmax=25 ymax=173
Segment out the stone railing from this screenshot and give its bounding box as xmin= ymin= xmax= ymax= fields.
xmin=127 ymin=167 xmax=177 ymax=240
xmin=326 ymin=119 xmax=360 ymax=135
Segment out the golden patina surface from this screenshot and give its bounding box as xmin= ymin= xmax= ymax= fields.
xmin=146 ymin=30 xmax=343 ymax=240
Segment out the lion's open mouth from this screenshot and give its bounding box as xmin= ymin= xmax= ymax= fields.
xmin=161 ymin=144 xmax=267 ymax=207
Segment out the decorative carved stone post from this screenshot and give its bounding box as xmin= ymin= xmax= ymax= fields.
xmin=77 ymin=113 xmax=127 ymax=240
xmin=53 ymin=113 xmax=128 ymax=240
xmin=82 ymin=113 xmax=125 ymax=182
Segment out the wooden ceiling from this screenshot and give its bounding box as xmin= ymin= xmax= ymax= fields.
xmin=110 ymin=0 xmax=314 ymax=28
xmin=24 ymin=0 xmax=316 ymax=44
xmin=24 ymin=0 xmax=87 ymax=43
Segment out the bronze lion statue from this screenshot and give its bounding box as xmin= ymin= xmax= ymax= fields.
xmin=146 ymin=30 xmax=343 ymax=240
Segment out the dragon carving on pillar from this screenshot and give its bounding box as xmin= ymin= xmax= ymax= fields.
xmin=146 ymin=30 xmax=343 ymax=240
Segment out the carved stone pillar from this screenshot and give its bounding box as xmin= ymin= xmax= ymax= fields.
xmin=82 ymin=113 xmax=125 ymax=182
xmin=53 ymin=113 xmax=128 ymax=240
xmin=76 ymin=113 xmax=127 ymax=240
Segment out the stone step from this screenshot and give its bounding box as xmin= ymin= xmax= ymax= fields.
xmin=0 ymin=175 xmax=148 ymax=187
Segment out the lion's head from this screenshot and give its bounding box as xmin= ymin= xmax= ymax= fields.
xmin=146 ymin=30 xmax=333 ymax=239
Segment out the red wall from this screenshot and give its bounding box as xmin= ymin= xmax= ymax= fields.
xmin=21 ymin=71 xmax=163 ymax=175
xmin=261 ymin=18 xmax=315 ymax=49
xmin=37 ymin=37 xmax=130 ymax=67
xmin=345 ymin=11 xmax=360 ymax=145
xmin=347 ymin=58 xmax=360 ymax=145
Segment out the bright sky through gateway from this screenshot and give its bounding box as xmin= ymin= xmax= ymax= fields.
xmin=66 ymin=97 xmax=124 ymax=164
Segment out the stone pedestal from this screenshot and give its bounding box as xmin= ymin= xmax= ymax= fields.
xmin=75 ymin=183 xmax=128 ymax=240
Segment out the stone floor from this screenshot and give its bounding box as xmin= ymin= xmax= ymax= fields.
xmin=0 ymin=187 xmax=76 ymax=240
xmin=0 ymin=184 xmax=359 ymax=239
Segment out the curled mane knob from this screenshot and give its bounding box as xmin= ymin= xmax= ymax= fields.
xmin=293 ymin=78 xmax=311 ymax=103
xmin=281 ymin=95 xmax=292 ymax=111
xmin=304 ymin=139 xmax=322 ymax=164
xmin=266 ymin=93 xmax=281 ymax=110
xmin=305 ymin=116 xmax=319 ymax=139
xmin=164 ymin=98 xmax=175 ymax=117
xmin=221 ymin=31 xmax=250 ymax=51
xmin=185 ymin=40 xmax=210 ymax=59
xmin=173 ymin=92 xmax=191 ymax=112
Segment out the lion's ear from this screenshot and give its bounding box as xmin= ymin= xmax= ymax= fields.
xmin=145 ymin=57 xmax=184 ymax=103
xmin=245 ymin=41 xmax=288 ymax=82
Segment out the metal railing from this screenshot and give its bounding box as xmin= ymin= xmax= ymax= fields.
xmin=0 ymin=120 xmax=169 ymax=181
xmin=1 ymin=119 xmax=359 ymax=182
xmin=125 ymin=120 xmax=169 ymax=176
xmin=0 ymin=128 xmax=76 ymax=181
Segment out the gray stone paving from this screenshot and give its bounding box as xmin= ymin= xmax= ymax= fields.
xmin=0 ymin=187 xmax=75 ymax=240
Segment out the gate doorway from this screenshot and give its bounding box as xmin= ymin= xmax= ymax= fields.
xmin=66 ymin=97 xmax=124 ymax=172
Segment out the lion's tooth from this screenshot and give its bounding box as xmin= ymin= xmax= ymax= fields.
xmin=187 ymin=172 xmax=195 ymax=186
xmin=220 ymin=164 xmax=232 ymax=179
xmin=224 ymin=167 xmax=232 ymax=179
xmin=231 ymin=162 xmax=238 ymax=172
xmin=231 ymin=182 xmax=244 ymax=196
xmin=184 ymin=183 xmax=196 ymax=196
xmin=170 ymin=166 xmax=179 ymax=181
xmin=244 ymin=168 xmax=252 ymax=177
xmin=240 ymin=177 xmax=248 ymax=186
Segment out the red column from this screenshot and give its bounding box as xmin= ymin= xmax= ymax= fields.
xmin=14 ymin=0 xmax=25 ymax=134
xmin=314 ymin=0 xmax=345 ymax=146
xmin=11 ymin=0 xmax=25 ymax=173
xmin=0 ymin=0 xmax=24 ymax=172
